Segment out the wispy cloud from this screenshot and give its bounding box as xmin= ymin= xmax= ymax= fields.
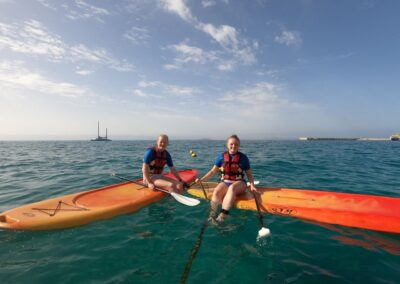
xmin=36 ymin=0 xmax=56 ymax=10
xmin=0 ymin=20 xmax=66 ymax=61
xmin=201 ymin=0 xmax=216 ymax=8
xmin=133 ymin=79 xmax=200 ymax=98
xmin=37 ymin=0 xmax=110 ymax=21
xmin=220 ymin=82 xmax=282 ymax=105
xmin=0 ymin=20 xmax=133 ymax=72
xmin=0 ymin=60 xmax=91 ymax=98
xmin=124 ymin=27 xmax=151 ymax=45
xmin=160 ymin=0 xmax=257 ymax=69
xmin=70 ymin=44 xmax=133 ymax=72
xmin=164 ymin=42 xmax=218 ymax=69
xmin=63 ymin=0 xmax=110 ymax=22
xmin=132 ymin=89 xmax=161 ymax=98
xmin=275 ymin=30 xmax=302 ymax=47
xmin=219 ymin=82 xmax=311 ymax=116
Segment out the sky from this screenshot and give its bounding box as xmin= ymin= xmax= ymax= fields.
xmin=0 ymin=0 xmax=399 ymax=140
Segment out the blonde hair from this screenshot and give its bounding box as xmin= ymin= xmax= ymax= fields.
xmin=157 ymin=134 xmax=169 ymax=143
xmin=226 ymin=134 xmax=240 ymax=145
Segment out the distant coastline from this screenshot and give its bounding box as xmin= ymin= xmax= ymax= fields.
xmin=299 ymin=137 xmax=395 ymax=141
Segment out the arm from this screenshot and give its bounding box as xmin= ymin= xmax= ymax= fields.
xmin=170 ymin=166 xmax=183 ymax=182
xmin=245 ymin=169 xmax=257 ymax=192
xmin=197 ymin=165 xmax=220 ymax=182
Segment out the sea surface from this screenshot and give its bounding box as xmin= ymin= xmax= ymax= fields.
xmin=0 ymin=140 xmax=399 ymax=284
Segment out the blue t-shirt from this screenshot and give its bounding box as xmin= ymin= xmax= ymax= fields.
xmin=215 ymin=152 xmax=250 ymax=171
xmin=143 ymin=148 xmax=173 ymax=167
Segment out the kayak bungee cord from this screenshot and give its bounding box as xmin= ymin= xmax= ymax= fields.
xmin=32 ymin=201 xmax=89 ymax=217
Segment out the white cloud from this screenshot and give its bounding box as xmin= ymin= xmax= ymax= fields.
xmin=0 ymin=20 xmax=66 ymax=61
xmin=163 ymin=63 xmax=181 ymax=70
xmin=165 ymin=85 xmax=200 ymax=97
xmin=202 ymin=0 xmax=216 ymax=8
xmin=217 ymin=61 xmax=234 ymax=71
xmin=218 ymin=82 xmax=311 ymax=117
xmin=75 ymin=68 xmax=93 ymax=76
xmin=138 ymin=80 xmax=160 ymax=88
xmin=167 ymin=42 xmax=216 ymax=65
xmin=36 ymin=0 xmax=56 ymax=10
xmin=70 ymin=44 xmax=134 ymax=72
xmin=124 ymin=27 xmax=151 ymax=45
xmin=134 ymin=79 xmax=200 ymax=98
xmin=161 ymin=0 xmax=257 ymax=66
xmin=64 ymin=0 xmax=110 ymax=21
xmin=0 ymin=60 xmax=91 ymax=98
xmin=220 ymin=82 xmax=280 ymax=105
xmin=275 ymin=30 xmax=302 ymax=47
xmin=132 ymin=89 xmax=161 ymax=98
xmin=0 ymin=20 xmax=133 ymax=72
xmin=161 ymin=0 xmax=194 ymax=22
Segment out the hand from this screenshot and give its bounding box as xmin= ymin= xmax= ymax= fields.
xmin=250 ymin=184 xmax=258 ymax=193
xmin=195 ymin=178 xmax=202 ymax=183
xmin=148 ymin=183 xmax=155 ymax=190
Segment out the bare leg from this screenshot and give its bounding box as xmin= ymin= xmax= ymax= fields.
xmin=209 ymin=183 xmax=228 ymax=221
xmin=216 ymin=181 xmax=247 ymax=222
xmin=151 ymin=175 xmax=183 ymax=193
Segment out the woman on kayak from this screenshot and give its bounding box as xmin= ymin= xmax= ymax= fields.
xmin=196 ymin=134 xmax=257 ymax=222
xmin=142 ymin=134 xmax=184 ymax=193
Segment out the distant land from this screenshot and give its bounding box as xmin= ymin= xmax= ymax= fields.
xmin=299 ymin=134 xmax=399 ymax=141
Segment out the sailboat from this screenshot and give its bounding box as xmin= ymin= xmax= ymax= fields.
xmin=91 ymin=121 xmax=111 ymax=141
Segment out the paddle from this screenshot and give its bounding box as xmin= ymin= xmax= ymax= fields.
xmin=252 ymin=190 xmax=271 ymax=238
xmin=111 ymin=173 xmax=200 ymax=207
xmin=247 ymin=180 xmax=260 ymax=186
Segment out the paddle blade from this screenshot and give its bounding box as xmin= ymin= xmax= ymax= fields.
xmin=170 ymin=192 xmax=200 ymax=206
xmin=258 ymin=227 xmax=271 ymax=238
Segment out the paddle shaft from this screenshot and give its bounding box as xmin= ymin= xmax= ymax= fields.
xmin=198 ymin=181 xmax=209 ymax=200
xmin=252 ymin=191 xmax=266 ymax=228
xmin=112 ymin=173 xmax=170 ymax=194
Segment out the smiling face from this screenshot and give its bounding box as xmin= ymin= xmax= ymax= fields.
xmin=226 ymin=137 xmax=240 ymax=154
xmin=156 ymin=135 xmax=169 ymax=151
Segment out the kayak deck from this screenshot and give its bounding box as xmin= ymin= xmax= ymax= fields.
xmin=187 ymin=182 xmax=400 ymax=234
xmin=0 ymin=169 xmax=198 ymax=231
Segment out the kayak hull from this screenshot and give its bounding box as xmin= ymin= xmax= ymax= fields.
xmin=0 ymin=169 xmax=198 ymax=231
xmin=187 ymin=182 xmax=400 ymax=234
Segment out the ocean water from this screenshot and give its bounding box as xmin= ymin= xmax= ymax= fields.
xmin=0 ymin=140 xmax=399 ymax=284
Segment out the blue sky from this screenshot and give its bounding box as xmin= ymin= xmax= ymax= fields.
xmin=0 ymin=0 xmax=399 ymax=140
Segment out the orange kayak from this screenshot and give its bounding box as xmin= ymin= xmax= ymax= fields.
xmin=188 ymin=182 xmax=400 ymax=234
xmin=0 ymin=169 xmax=198 ymax=231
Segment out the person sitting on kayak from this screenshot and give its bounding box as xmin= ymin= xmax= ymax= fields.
xmin=196 ymin=134 xmax=257 ymax=222
xmin=142 ymin=134 xmax=184 ymax=193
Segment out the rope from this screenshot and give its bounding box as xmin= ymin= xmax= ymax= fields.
xmin=180 ymin=181 xmax=211 ymax=283
xmin=180 ymin=216 xmax=209 ymax=284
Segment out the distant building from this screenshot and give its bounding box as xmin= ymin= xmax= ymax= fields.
xmin=390 ymin=134 xmax=400 ymax=141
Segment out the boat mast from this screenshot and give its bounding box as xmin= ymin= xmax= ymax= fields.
xmin=97 ymin=121 xmax=100 ymax=138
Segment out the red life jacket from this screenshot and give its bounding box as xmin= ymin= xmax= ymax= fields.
xmin=220 ymin=152 xmax=244 ymax=181
xmin=149 ymin=147 xmax=167 ymax=174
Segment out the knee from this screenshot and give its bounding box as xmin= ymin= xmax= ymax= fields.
xmin=176 ymin=182 xmax=183 ymax=191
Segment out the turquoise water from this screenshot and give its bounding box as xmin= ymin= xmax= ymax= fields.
xmin=0 ymin=140 xmax=399 ymax=284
